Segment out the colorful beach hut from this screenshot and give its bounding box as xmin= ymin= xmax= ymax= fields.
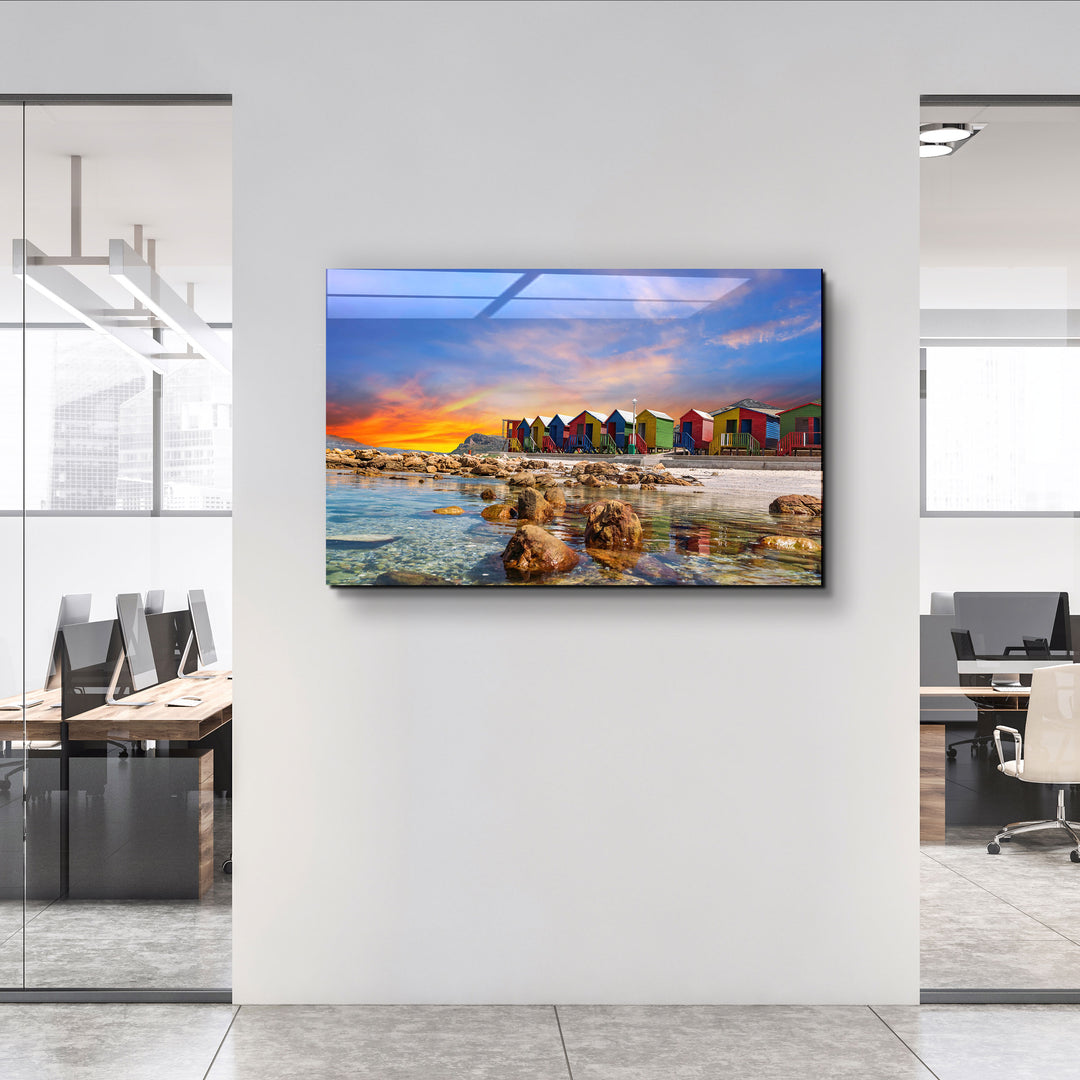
xmin=515 ymin=417 xmax=536 ymax=452
xmin=503 ymin=418 xmax=523 ymax=452
xmin=778 ymin=400 xmax=822 ymax=453
xmin=634 ymin=409 xmax=674 ymax=452
xmin=676 ymin=408 xmax=714 ymax=452
xmin=530 ymin=416 xmax=554 ymax=452
xmin=567 ymin=409 xmax=606 ymax=452
xmin=604 ymin=409 xmax=634 ymax=451
xmin=547 ymin=413 xmax=574 ymax=451
xmin=709 ymin=400 xmax=780 ymax=454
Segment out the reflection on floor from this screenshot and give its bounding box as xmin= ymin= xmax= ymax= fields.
xmin=0 ymin=796 xmax=230 ymax=989
xmin=923 ymin=726 xmax=1080 ymax=989
xmin=3 ymin=1002 xmax=1080 ymax=1080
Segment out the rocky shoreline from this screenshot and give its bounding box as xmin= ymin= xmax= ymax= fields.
xmin=326 ymin=447 xmax=705 ymax=489
xmin=327 ymin=448 xmax=821 ymax=586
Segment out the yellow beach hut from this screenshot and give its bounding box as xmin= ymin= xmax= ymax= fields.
xmin=635 ymin=409 xmax=674 ymax=452
xmin=530 ymin=416 xmax=553 ymax=452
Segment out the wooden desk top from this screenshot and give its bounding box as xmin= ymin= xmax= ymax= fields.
xmin=0 ymin=672 xmax=231 ymax=742
xmin=0 ymin=688 xmax=63 ymax=741
xmin=67 ymin=671 xmax=232 ymax=741
xmin=921 ymin=685 xmax=1030 ymax=697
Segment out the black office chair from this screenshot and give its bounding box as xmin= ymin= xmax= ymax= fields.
xmin=946 ymin=629 xmax=1026 ymax=759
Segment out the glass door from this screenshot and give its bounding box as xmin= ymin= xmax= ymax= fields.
xmin=0 ymin=98 xmax=232 ymax=996
xmin=0 ymin=102 xmax=25 ymax=989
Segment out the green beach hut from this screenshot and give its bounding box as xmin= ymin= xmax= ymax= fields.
xmin=635 ymin=409 xmax=674 ymax=452
xmin=778 ymin=400 xmax=822 ymax=453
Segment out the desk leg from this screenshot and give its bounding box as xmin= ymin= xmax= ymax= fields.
xmin=199 ymin=750 xmax=213 ymax=897
xmin=920 ymin=724 xmax=946 ymax=843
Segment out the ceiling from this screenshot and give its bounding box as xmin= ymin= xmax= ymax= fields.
xmin=921 ymin=104 xmax=1080 ymax=305
xmin=0 ymin=103 xmax=231 ymax=324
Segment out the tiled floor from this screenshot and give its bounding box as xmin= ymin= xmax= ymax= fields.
xmin=0 ymin=795 xmax=231 ymax=989
xmin=921 ymin=826 xmax=1080 ymax=988
xmin=0 ymin=1002 xmax=1078 ymax=1080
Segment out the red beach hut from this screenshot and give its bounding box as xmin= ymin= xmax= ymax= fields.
xmin=677 ymin=409 xmax=714 ymax=453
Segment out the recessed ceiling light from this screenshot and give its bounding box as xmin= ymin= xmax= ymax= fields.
xmin=920 ymin=123 xmax=975 ymax=143
xmin=919 ymin=143 xmax=954 ymax=158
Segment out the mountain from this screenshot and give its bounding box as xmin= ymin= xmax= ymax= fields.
xmin=451 ymin=432 xmax=506 ymax=455
xmin=326 ymin=434 xmax=372 ymax=450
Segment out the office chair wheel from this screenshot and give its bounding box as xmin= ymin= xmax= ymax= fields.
xmin=222 ymin=859 xmax=232 ymax=874
xmin=1071 ymin=850 xmax=1080 ymax=864
xmin=947 ymin=748 xmax=957 ymax=759
xmin=987 ymin=841 xmax=1001 ymax=854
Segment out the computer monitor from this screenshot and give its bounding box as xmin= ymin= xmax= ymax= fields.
xmin=43 ymin=593 xmax=92 ymax=691
xmin=177 ymin=589 xmax=217 ymax=679
xmin=106 ymin=593 xmax=160 ymax=706
xmin=60 ymin=619 xmax=125 ymax=717
xmin=953 ymin=592 xmax=1072 ymax=678
xmin=144 ymin=589 xmax=165 ymax=616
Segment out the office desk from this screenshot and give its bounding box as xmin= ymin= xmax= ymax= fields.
xmin=0 ymin=689 xmax=63 ymax=742
xmin=67 ymin=670 xmax=232 ymax=741
xmin=918 ymin=686 xmax=1030 ymax=843
xmin=0 ymin=672 xmax=231 ymax=899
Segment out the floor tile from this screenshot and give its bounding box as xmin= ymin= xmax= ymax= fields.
xmin=557 ymin=1005 xmax=933 ymax=1079
xmin=875 ymin=1004 xmax=1080 ymax=1080
xmin=206 ymin=1005 xmax=568 ymax=1080
xmin=921 ymin=934 xmax=1080 ymax=989
xmin=10 ymin=899 xmax=231 ymax=989
xmin=0 ymin=1003 xmax=235 ymax=1080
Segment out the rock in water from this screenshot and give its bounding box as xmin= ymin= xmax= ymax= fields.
xmin=480 ymin=487 xmax=497 ymax=500
xmin=757 ymin=534 xmax=821 ymax=553
xmin=326 ymin=534 xmax=399 ymax=549
xmin=584 ymin=499 xmax=643 ymax=550
xmin=541 ymin=485 xmax=566 ymax=510
xmin=769 ymin=494 xmax=822 ymax=516
xmin=481 ymin=503 xmax=518 ymax=522
xmin=517 ymin=487 xmax=555 ymax=523
xmin=589 ymin=548 xmax=642 ymax=574
xmin=432 ymin=506 xmax=464 ymax=515
xmin=501 ymin=525 xmax=580 ymax=580
xmin=374 ymin=570 xmax=450 ymax=586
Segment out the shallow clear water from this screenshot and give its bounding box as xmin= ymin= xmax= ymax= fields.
xmin=326 ymin=470 xmax=822 ymax=587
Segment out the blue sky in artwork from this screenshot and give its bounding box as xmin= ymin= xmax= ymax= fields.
xmin=326 ymin=268 xmax=822 ymax=451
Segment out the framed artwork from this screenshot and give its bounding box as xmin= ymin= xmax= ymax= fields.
xmin=326 ymin=268 xmax=823 ymax=587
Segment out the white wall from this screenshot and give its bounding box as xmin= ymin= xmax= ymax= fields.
xmin=921 ymin=518 xmax=1080 ymax=614
xmin=5 ymin=0 xmax=1080 ymax=1005
xmin=0 ymin=517 xmax=232 ymax=699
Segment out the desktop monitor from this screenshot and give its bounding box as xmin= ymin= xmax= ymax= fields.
xmin=114 ymin=593 xmax=159 ymax=693
xmin=60 ymin=619 xmax=124 ymax=717
xmin=953 ymin=592 xmax=1072 ymax=673
xmin=144 ymin=589 xmax=165 ymax=616
xmin=184 ymin=589 xmax=217 ymax=671
xmin=43 ymin=593 xmax=92 ymax=691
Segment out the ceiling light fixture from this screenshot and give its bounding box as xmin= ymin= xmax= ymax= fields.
xmin=11 ymin=155 xmax=230 ymax=374
xmin=920 ymin=124 xmax=976 ymax=143
xmin=918 ymin=122 xmax=985 ymax=160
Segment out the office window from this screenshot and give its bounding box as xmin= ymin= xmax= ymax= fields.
xmin=162 ymin=333 xmax=233 ymax=511
xmin=0 ymin=329 xmax=19 ymax=510
xmin=25 ymin=329 xmax=152 ymax=512
xmin=924 ymin=346 xmax=1080 ymax=513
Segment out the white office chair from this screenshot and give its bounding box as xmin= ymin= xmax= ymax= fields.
xmin=989 ymin=663 xmax=1080 ymax=861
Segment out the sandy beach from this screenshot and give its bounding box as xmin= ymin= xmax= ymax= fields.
xmin=510 ymin=454 xmax=822 ymax=511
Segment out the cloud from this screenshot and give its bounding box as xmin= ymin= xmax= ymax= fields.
xmin=709 ymin=313 xmax=821 ymax=350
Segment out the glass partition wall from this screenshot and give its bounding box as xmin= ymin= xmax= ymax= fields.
xmin=920 ymin=98 xmax=1080 ymax=1000
xmin=1 ymin=98 xmax=232 ymax=999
